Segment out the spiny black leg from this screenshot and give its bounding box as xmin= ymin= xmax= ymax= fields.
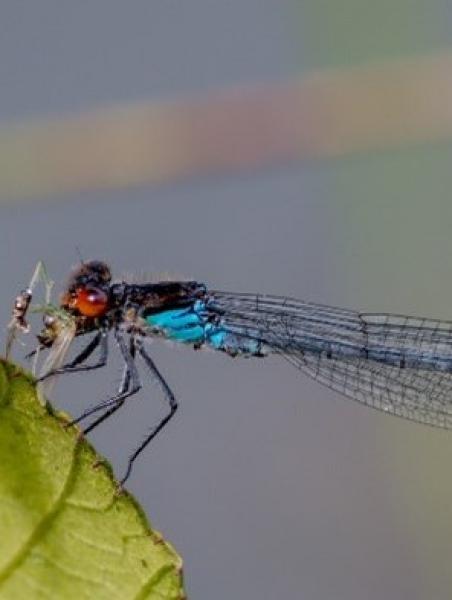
xmin=57 ymin=331 xmax=107 ymax=373
xmin=120 ymin=339 xmax=178 ymax=486
xmin=68 ymin=329 xmax=141 ymax=428
xmin=38 ymin=331 xmax=108 ymax=382
xmin=83 ymin=339 xmax=136 ymax=434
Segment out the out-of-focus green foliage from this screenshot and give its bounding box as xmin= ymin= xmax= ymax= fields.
xmin=298 ymin=0 xmax=449 ymax=66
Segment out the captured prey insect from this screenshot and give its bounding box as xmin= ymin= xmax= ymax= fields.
xmin=10 ymin=260 xmax=452 ymax=485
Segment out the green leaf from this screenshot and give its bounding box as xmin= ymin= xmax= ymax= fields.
xmin=0 ymin=359 xmax=185 ymax=600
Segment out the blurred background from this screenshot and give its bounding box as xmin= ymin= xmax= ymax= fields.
xmin=2 ymin=2 xmax=452 ymax=598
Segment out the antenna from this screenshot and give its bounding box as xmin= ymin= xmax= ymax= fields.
xmin=75 ymin=246 xmax=84 ymax=265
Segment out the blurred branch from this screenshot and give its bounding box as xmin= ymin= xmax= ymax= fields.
xmin=2 ymin=50 xmax=452 ymax=202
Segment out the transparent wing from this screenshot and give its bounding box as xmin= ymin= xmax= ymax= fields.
xmin=38 ymin=317 xmax=76 ymax=397
xmin=288 ymin=349 xmax=452 ymax=428
xmin=210 ymin=291 xmax=452 ymax=428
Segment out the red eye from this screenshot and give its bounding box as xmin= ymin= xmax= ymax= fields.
xmin=71 ymin=286 xmax=109 ymax=317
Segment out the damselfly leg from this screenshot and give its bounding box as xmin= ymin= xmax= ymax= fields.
xmin=121 ymin=338 xmax=178 ymax=485
xmin=82 ymin=336 xmax=136 ymax=434
xmin=37 ymin=329 xmax=108 ymax=380
xmin=67 ymin=329 xmax=141 ymax=430
xmin=59 ymin=331 xmax=178 ymax=485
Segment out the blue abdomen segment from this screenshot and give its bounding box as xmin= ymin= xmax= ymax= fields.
xmin=146 ymin=308 xmax=205 ymax=343
xmin=145 ymin=303 xmax=264 ymax=356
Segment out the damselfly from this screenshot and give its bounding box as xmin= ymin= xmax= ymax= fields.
xmin=9 ymin=260 xmax=452 ymax=485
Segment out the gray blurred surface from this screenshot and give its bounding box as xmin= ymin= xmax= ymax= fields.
xmin=2 ymin=3 xmax=452 ymax=600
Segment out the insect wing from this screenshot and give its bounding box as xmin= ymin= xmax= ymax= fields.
xmin=38 ymin=317 xmax=76 ymax=397
xmin=211 ymin=291 xmax=452 ymax=428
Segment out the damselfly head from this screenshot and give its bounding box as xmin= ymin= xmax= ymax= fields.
xmin=60 ymin=260 xmax=111 ymax=319
xmin=66 ymin=260 xmax=112 ymax=291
